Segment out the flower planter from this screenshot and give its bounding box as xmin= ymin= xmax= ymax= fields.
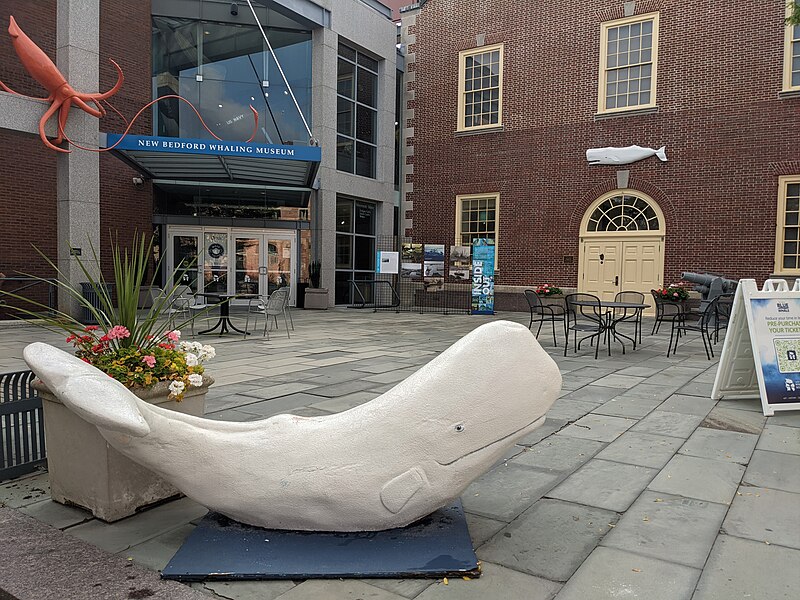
xmin=304 ymin=287 xmax=329 ymax=310
xmin=539 ymin=294 xmax=566 ymax=310
xmin=34 ymin=375 xmax=213 ymax=522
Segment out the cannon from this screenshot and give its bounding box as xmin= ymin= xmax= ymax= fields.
xmin=681 ymin=272 xmax=737 ymax=311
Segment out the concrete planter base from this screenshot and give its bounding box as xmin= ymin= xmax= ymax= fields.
xmin=35 ymin=375 xmax=213 ymax=522
xmin=304 ymin=287 xmax=329 ymax=309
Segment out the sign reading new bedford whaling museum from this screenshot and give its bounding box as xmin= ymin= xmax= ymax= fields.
xmin=104 ymin=134 xmax=322 ymax=162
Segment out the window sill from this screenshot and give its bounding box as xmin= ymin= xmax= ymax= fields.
xmin=455 ymin=125 xmax=505 ymax=137
xmin=593 ymin=106 xmax=659 ymax=121
xmin=779 ymin=89 xmax=800 ymax=99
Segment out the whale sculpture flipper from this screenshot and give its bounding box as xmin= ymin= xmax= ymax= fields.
xmin=24 ymin=342 xmax=150 ymax=437
xmin=380 ymin=467 xmax=429 ymax=513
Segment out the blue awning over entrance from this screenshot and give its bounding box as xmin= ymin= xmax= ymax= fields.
xmin=103 ymin=134 xmax=321 ymax=188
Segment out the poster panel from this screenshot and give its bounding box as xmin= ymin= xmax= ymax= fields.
xmin=401 ymin=243 xmax=423 ymax=280
xmin=449 ymin=245 xmax=471 ymax=282
xmin=748 ymin=296 xmax=800 ymax=409
xmin=376 ymin=251 xmax=399 ymax=274
xmin=713 ymin=278 xmax=800 ymax=415
xmin=471 ymin=239 xmax=495 ymax=315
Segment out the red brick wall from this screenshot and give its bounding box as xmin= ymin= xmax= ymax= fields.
xmin=0 ymin=0 xmax=153 ymax=304
xmin=99 ymin=0 xmax=153 ymax=277
xmin=0 ymin=2 xmax=57 ymax=315
xmin=406 ymin=0 xmax=797 ymax=288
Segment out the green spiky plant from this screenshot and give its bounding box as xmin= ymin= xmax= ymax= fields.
xmin=7 ymin=233 xmax=202 ymax=349
xmin=6 ymin=233 xmax=216 ymax=398
xmin=789 ymin=2 xmax=800 ymax=25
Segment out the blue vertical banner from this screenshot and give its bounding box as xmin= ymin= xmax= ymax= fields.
xmin=471 ymin=239 xmax=495 ymax=315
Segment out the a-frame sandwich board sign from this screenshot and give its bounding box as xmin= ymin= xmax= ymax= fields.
xmin=712 ymin=278 xmax=800 ymax=416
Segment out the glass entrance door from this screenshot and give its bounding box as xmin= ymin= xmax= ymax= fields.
xmin=203 ymin=232 xmax=229 ymax=293
xmin=169 ymin=227 xmax=295 ymax=304
xmin=170 ymin=231 xmax=201 ymax=291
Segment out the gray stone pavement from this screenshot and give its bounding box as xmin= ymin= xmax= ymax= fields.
xmin=1 ymin=308 xmax=799 ymax=599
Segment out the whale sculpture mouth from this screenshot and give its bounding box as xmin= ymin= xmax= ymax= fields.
xmin=435 ymin=415 xmax=547 ymax=466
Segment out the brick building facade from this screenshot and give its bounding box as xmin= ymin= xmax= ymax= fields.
xmin=401 ymin=0 xmax=800 ymax=296
xmin=0 ymin=0 xmax=151 ymax=313
xmin=1 ymin=0 xmax=399 ymax=315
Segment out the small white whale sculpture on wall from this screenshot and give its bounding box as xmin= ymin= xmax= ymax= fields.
xmin=586 ymin=145 xmax=667 ymax=165
xmin=24 ymin=321 xmax=560 ymax=532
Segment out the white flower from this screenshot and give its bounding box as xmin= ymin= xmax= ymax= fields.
xmin=188 ymin=374 xmax=203 ymax=387
xmin=198 ymin=344 xmax=216 ymax=361
xmin=179 ymin=341 xmax=193 ymax=352
xmin=185 ymin=353 xmax=199 ymax=367
xmin=168 ymin=380 xmax=185 ymax=395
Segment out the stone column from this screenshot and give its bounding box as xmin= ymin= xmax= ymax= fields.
xmin=311 ymin=26 xmax=339 ymax=306
xmin=56 ymin=0 xmax=101 ymax=317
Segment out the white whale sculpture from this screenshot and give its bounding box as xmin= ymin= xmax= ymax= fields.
xmin=23 ymin=321 xmax=560 ymax=532
xmin=586 ymin=145 xmax=667 ymax=165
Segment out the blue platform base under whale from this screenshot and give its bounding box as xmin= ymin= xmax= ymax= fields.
xmin=161 ymin=500 xmax=480 ymax=581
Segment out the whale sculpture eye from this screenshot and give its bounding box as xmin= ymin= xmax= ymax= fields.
xmin=454 ymin=424 xmax=465 ymax=432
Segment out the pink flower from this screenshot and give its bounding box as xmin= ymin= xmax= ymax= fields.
xmin=84 ymin=325 xmax=99 ymax=332
xmin=142 ymin=355 xmax=156 ymax=368
xmin=673 ymin=292 xmax=679 ymax=297
xmin=166 ymin=330 xmax=180 ymax=342
xmin=106 ymin=326 xmax=131 ymax=340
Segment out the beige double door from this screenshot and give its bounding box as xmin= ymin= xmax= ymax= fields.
xmin=580 ymin=237 xmax=663 ymax=309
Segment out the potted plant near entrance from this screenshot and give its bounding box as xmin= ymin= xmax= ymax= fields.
xmin=304 ymin=260 xmax=329 ymax=309
xmin=11 ymin=234 xmax=217 ymax=521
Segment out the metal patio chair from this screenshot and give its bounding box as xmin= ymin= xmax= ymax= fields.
xmin=667 ymin=296 xmax=721 ymax=360
xmin=614 ymin=290 xmax=645 ymax=347
xmin=564 ymin=293 xmax=609 ymax=359
xmin=524 ymin=289 xmax=565 ymax=346
xmin=650 ymin=289 xmax=684 ymax=335
xmin=244 ymin=287 xmax=291 ymax=340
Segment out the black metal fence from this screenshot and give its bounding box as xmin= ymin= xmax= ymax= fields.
xmin=369 ymin=236 xmax=471 ymax=315
xmin=0 ymin=371 xmax=46 ymax=482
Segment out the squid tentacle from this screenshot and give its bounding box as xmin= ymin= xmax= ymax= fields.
xmin=0 ymin=79 xmax=53 ymax=102
xmin=82 ymin=59 xmax=124 ymax=101
xmin=39 ymin=99 xmax=70 ymax=153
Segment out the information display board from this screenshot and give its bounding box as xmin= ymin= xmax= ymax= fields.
xmin=376 ymin=251 xmax=399 ymax=274
xmin=712 ymin=278 xmax=800 ymax=416
xmin=471 ymin=239 xmax=495 ymax=315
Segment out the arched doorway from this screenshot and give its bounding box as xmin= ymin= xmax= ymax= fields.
xmin=578 ymin=190 xmax=666 ymax=306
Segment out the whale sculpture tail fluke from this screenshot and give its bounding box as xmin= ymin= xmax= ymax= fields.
xmin=655 ymin=146 xmax=668 ymax=162
xmin=23 ymin=342 xmax=150 ymax=437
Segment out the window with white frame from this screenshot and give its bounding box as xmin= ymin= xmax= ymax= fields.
xmin=598 ymin=13 xmax=659 ymax=114
xmin=456 ymin=193 xmax=499 ymax=248
xmin=784 ymin=22 xmax=800 ymax=91
xmin=457 ymin=44 xmax=503 ymax=132
xmin=776 ymin=176 xmax=800 ymax=272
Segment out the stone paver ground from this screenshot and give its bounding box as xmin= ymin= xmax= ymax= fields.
xmin=2 ymin=308 xmax=799 ymax=599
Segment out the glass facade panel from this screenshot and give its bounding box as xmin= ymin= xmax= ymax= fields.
xmin=335 ymin=197 xmax=377 ymax=304
xmin=337 ymin=42 xmax=378 ymax=179
xmin=152 ymin=17 xmax=312 ymax=145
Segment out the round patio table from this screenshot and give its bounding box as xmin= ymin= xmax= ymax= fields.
xmin=196 ymin=293 xmax=258 ymax=335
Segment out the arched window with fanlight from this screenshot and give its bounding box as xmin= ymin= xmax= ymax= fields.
xmin=585 ymin=194 xmax=661 ymax=233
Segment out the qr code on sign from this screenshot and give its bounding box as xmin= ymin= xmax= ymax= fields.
xmin=774 ymin=339 xmax=800 ymax=373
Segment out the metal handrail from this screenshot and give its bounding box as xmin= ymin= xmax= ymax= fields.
xmin=348 ymin=280 xmax=401 ymax=312
xmin=0 ymin=277 xmax=58 ymax=316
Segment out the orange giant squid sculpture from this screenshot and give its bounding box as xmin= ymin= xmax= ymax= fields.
xmin=0 ymin=16 xmax=123 ymax=152
xmin=0 ymin=16 xmax=257 ymax=153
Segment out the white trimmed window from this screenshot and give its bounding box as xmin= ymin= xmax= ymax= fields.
xmin=776 ymin=176 xmax=800 ymax=273
xmin=457 ymin=44 xmax=504 ymax=132
xmin=456 ymin=193 xmax=499 ymax=248
xmin=784 ymin=22 xmax=800 ymax=91
xmin=598 ymin=13 xmax=659 ymax=114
